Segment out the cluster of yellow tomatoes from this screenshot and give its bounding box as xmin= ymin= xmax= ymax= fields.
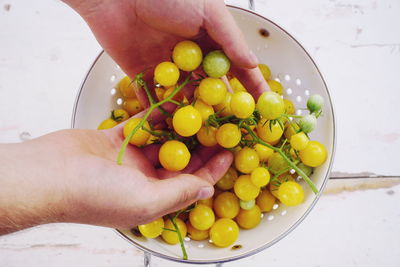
xmin=98 ymin=40 xmax=328 ymax=250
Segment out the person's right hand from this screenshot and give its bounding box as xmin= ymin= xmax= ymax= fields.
xmin=63 ymin=0 xmax=269 ymax=107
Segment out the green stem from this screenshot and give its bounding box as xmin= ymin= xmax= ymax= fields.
xmin=169 ymin=99 xmax=182 ymax=106
xmin=242 ymin=125 xmax=318 ymax=194
xmin=168 ymin=214 xmax=188 ymax=260
xmin=283 ymin=114 xmax=302 ymax=118
xmin=117 ymin=75 xmax=192 ymax=165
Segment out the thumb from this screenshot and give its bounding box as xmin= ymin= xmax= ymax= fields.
xmin=204 ymin=0 xmax=258 ymax=68
xmin=150 ymin=150 xmax=233 ymax=216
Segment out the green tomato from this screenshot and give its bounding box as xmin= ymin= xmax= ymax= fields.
xmin=240 ymin=199 xmax=256 ymax=210
xmin=203 ymin=50 xmax=231 ymax=78
xmin=307 ymin=94 xmax=324 ymax=113
xmin=299 ymin=114 xmax=317 ymax=133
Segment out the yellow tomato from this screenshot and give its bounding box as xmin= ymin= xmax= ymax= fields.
xmin=258 ymin=64 xmax=271 ymax=80
xmin=194 ymin=99 xmax=214 ymax=122
xmin=196 ymin=126 xmax=218 ymax=147
xmin=187 ymin=222 xmax=209 ymax=241
xmin=172 ymin=105 xmax=202 ymax=137
xmin=198 ymin=77 xmax=227 ymax=105
xmin=256 ymin=189 xmax=276 ymax=212
xmin=234 ymin=147 xmax=260 ymax=174
xmin=283 ymin=99 xmax=295 ymax=115
xmin=97 ymin=118 xmax=118 ymax=130
xmin=254 ymin=143 xmax=274 ymax=162
xmin=138 ymin=218 xmax=164 ymax=238
xmin=269 ymin=173 xmax=294 ymax=198
xmin=257 ymin=118 xmax=284 ymax=145
xmin=299 ymin=141 xmax=327 ymax=167
xmin=267 ymin=79 xmax=284 ymax=95
xmin=154 ymin=62 xmax=180 ymax=87
xmin=290 ymin=132 xmax=309 ymax=151
xmin=197 ymin=197 xmax=213 ymax=208
xmin=236 ymin=205 xmax=261 ymax=229
xmin=172 ymin=40 xmax=203 ymax=71
xmin=111 ymin=109 xmax=129 ymax=122
xmin=189 ymin=204 xmax=215 ymax=230
xmin=229 ymin=77 xmax=247 ymax=92
xmin=250 ymin=167 xmax=271 ymax=187
xmin=230 ymin=91 xmax=255 ymax=119
xmin=278 ymin=181 xmax=305 ymax=206
xmin=214 ymin=92 xmax=233 ymax=116
xmin=216 ymin=123 xmax=241 ymax=148
xmin=123 ymin=98 xmax=143 ymax=116
xmin=161 ymin=218 xmax=187 ymax=245
xmin=216 ymin=167 xmax=238 ymax=190
xmin=123 ymin=118 xmax=150 ymax=146
xmin=117 ymin=76 xmax=136 ymax=98
xmin=209 ymin=218 xmax=239 ymax=247
xmin=213 ymin=192 xmax=240 ymax=219
xmin=234 ymin=175 xmax=260 ymax=201
xmin=159 ymin=140 xmax=191 ymax=171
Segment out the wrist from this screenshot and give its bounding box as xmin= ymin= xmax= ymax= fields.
xmin=0 ymin=139 xmax=71 ymax=234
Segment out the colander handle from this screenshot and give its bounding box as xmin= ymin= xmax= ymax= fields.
xmin=248 ymin=0 xmax=255 ymax=11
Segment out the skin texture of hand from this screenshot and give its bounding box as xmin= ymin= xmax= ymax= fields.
xmin=62 ymin=0 xmax=269 ymax=107
xmin=0 ymin=124 xmax=233 ymax=235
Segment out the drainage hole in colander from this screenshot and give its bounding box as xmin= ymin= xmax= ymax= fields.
xmin=296 ymin=109 xmax=302 ymax=115
xmin=273 ymin=204 xmax=279 ymax=210
xmin=284 ymin=74 xmax=291 ymax=81
xmin=110 ymin=75 xmax=116 ymax=82
xmin=116 ymin=98 xmax=123 ymax=105
xmin=267 ymin=215 xmax=274 ymax=221
xmin=304 ymin=89 xmax=310 ymax=96
xmin=295 ymin=78 xmax=302 ymax=86
xmin=296 ymin=95 xmax=302 ymax=103
xmin=110 ymin=88 xmax=117 ymax=95
xmin=286 ymin=88 xmax=293 ymax=95
xmin=281 ymin=210 xmax=287 ymax=216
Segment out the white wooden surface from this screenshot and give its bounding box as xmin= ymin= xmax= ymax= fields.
xmin=0 ymin=0 xmax=399 ymax=266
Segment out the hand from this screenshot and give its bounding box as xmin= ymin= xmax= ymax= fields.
xmin=0 ymin=124 xmax=232 ymax=235
xmin=63 ymin=0 xmax=268 ymax=107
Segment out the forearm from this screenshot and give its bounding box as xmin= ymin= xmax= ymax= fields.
xmin=0 ymin=140 xmax=68 ymax=234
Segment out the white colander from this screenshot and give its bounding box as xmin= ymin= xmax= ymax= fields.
xmin=71 ymin=5 xmax=336 ymax=265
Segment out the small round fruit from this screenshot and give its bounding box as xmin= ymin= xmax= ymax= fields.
xmin=154 ymin=62 xmax=180 ymax=87
xmin=98 ymin=118 xmax=118 ymax=130
xmin=172 ymin=40 xmax=203 ymax=71
xmin=268 ymin=152 xmax=289 ymax=174
xmin=234 ymin=147 xmax=260 ymax=174
xmin=234 ymin=175 xmax=260 ymax=201
xmin=111 ymin=109 xmax=129 ymax=122
xmin=299 ymin=140 xmax=327 ymax=167
xmin=284 ymin=122 xmax=301 ymax=140
xmin=155 ymin=87 xmax=166 ymax=101
xmin=138 ymin=218 xmax=164 ymax=238
xmin=257 ymin=118 xmax=284 ymax=145
xmin=283 ymin=99 xmax=295 ymax=115
xmin=161 ymin=218 xmax=187 ymax=245
xmin=216 ymin=123 xmax=241 ymax=148
xmin=159 ymin=140 xmax=191 ymax=171
xmin=203 ymin=50 xmax=231 ymax=78
xmin=187 ymin=222 xmax=209 ymax=241
xmin=189 ymin=204 xmax=215 ymax=230
xmin=307 ymin=94 xmax=324 ymax=113
xmin=256 ymin=189 xmax=276 ymax=212
xmin=258 ymin=64 xmax=271 ymax=80
xmin=229 ymin=77 xmax=246 ymax=92
xmin=230 ymin=91 xmax=255 ymax=119
xmin=213 ymin=192 xmax=240 ymax=219
xmin=297 ymin=163 xmax=313 ymax=177
xmin=197 ymin=197 xmax=213 ymax=208
xmin=269 ymin=173 xmax=294 ymax=198
xmin=163 ymin=86 xmax=184 ymax=102
xmin=123 ymin=118 xmax=150 ymax=146
xmin=278 ymin=181 xmax=305 ymax=206
xmin=267 ymin=80 xmax=284 ymax=95
xmin=216 ymin=167 xmax=238 ymax=190
xmin=196 ymin=126 xmax=218 ymax=147
xmin=254 ymin=143 xmax=274 ymax=162
xmin=194 ymin=99 xmax=214 ymax=121
xmin=239 ymin=199 xmax=255 ymax=210
xmin=250 ymin=167 xmax=271 ymax=187
xmin=214 ymin=92 xmax=233 ymax=116
xmin=123 ymin=98 xmax=143 ymax=116
xmin=172 ymin=105 xmax=202 ymax=137
xmin=236 ymin=205 xmax=261 ymax=229
xmin=198 ymin=77 xmax=227 ymax=105
xmin=299 ymin=114 xmax=317 ymax=134
xmin=117 ymin=76 xmax=136 ymax=98
xmin=290 ymin=132 xmax=309 ymax=151
xmin=209 ymin=218 xmax=239 ymax=247
xmin=257 ymin=91 xmax=285 ymax=120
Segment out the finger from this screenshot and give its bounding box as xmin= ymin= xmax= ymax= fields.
xmin=203 ymin=0 xmax=258 ymax=69
xmin=231 ymin=66 xmax=270 ymax=99
xmin=141 ymin=143 xmax=161 ymax=167
xmin=157 ymin=145 xmax=222 ymax=179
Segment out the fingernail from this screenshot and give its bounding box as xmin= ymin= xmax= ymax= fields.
xmin=249 ymin=50 xmax=259 ymax=66
xmin=197 ymin=187 xmax=214 ymax=200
